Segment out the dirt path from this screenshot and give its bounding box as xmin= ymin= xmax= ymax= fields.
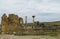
xmin=0 ymin=35 xmax=59 ymax=39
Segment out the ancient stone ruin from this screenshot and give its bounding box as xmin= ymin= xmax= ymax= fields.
xmin=1 ymin=14 xmax=23 ymax=34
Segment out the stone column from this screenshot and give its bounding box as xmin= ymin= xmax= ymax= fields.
xmin=1 ymin=14 xmax=8 ymax=34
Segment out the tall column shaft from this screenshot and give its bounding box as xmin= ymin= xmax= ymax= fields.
xmin=32 ymin=16 xmax=35 ymax=24
xmin=25 ymin=16 xmax=27 ymax=24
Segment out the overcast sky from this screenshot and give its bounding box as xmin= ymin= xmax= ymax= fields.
xmin=0 ymin=0 xmax=60 ymax=23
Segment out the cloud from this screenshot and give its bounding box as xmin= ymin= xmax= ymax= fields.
xmin=0 ymin=0 xmax=60 ymax=23
xmin=0 ymin=0 xmax=60 ymax=13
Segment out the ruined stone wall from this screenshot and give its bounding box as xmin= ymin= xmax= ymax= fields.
xmin=2 ymin=14 xmax=23 ymax=34
xmin=2 ymin=14 xmax=8 ymax=34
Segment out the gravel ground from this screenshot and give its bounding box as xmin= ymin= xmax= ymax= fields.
xmin=0 ymin=34 xmax=59 ymax=39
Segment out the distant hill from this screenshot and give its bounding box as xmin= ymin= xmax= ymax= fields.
xmin=25 ymin=21 xmax=60 ymax=26
xmin=43 ymin=21 xmax=60 ymax=26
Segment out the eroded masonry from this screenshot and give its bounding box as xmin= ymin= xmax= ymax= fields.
xmin=2 ymin=14 xmax=23 ymax=34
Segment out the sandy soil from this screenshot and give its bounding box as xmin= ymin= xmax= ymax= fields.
xmin=0 ymin=34 xmax=59 ymax=39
